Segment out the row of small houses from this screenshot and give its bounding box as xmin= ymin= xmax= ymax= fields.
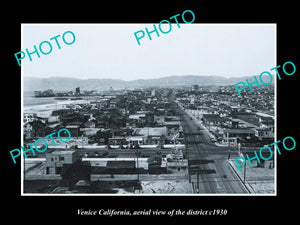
xmin=24 ymin=109 xmax=183 ymax=147
xmin=201 ymin=112 xmax=274 ymax=145
xmin=24 ymin=125 xmax=183 ymax=148
xmin=24 ymin=106 xmax=177 ymax=134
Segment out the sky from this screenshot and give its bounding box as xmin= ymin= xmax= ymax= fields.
xmin=22 ymin=24 xmax=276 ymax=81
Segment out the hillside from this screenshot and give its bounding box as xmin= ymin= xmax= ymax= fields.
xmin=23 ymin=75 xmax=254 ymax=91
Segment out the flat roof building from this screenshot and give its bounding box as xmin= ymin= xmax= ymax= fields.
xmin=45 ymin=150 xmax=79 ymax=175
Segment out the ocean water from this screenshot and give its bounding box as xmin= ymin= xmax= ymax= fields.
xmin=23 ymin=91 xmax=92 ymax=118
xmin=23 ymin=91 xmax=89 ymax=107
xmin=24 ymin=96 xmax=59 ymax=107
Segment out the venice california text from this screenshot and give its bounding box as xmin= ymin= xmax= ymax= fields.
xmin=234 ymin=61 xmax=296 ymax=96
xmin=78 ymin=208 xmax=228 ymax=216
xmin=235 ymin=135 xmax=296 ymax=171
xmin=14 ymin=30 xmax=76 ymax=66
xmin=133 ymin=9 xmax=195 ymax=45
xmin=9 ymin=128 xmax=71 ymax=164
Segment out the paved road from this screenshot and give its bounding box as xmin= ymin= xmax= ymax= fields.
xmin=178 ymin=106 xmax=247 ymax=194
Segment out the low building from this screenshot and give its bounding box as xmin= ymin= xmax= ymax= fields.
xmin=23 ymin=122 xmax=33 ymax=140
xmin=45 ymin=150 xmax=79 ymax=175
xmin=202 ymin=114 xmax=228 ymax=127
xmin=164 ymin=121 xmax=181 ymax=137
xmin=126 ymin=136 xmax=143 ymax=148
xmin=96 ymin=129 xmax=111 ymax=145
xmin=255 ymin=128 xmax=274 ymax=140
xmin=223 ymin=128 xmax=256 ymax=141
xmin=147 ymin=155 xmax=162 ymax=166
xmin=29 ymin=120 xmax=47 ymax=137
xmin=52 ymin=108 xmax=74 ymax=117
xmin=108 ymin=137 xmax=127 ymax=147
xmin=230 ymin=118 xmax=258 ymax=129
xmin=65 ymin=125 xmax=80 ymax=138
xmin=134 ymin=127 xmax=167 ymax=137
xmin=129 ymin=114 xmax=146 ymax=120
xmin=106 ymin=161 xmax=136 ymax=174
xmin=134 ymin=127 xmax=167 ymax=145
xmin=236 ymin=114 xmax=260 ymax=127
xmin=24 ymin=113 xmax=36 ymax=123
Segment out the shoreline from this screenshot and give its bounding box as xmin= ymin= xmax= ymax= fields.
xmin=23 ymin=99 xmax=90 ymax=118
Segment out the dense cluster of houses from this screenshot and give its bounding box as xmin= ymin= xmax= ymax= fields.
xmin=24 ymin=89 xmax=188 ymax=192
xmin=176 ymin=85 xmax=274 ymax=147
xmin=24 ymin=85 xmax=275 ymax=193
xmin=24 ymin=88 xmax=184 ymax=150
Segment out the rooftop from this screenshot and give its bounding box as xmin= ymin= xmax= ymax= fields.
xmin=106 ymin=161 xmax=135 ymax=169
xmin=224 ymin=129 xmax=256 ymax=134
xmin=126 ymin=136 xmax=143 ymax=141
xmin=202 ymin=114 xmax=229 ymax=122
xmin=48 ymin=150 xmax=76 ymax=155
xmin=255 ymin=112 xmax=274 ymax=119
xmin=134 ymin=127 xmax=167 ymax=136
xmin=66 ymin=125 xmax=80 ymax=128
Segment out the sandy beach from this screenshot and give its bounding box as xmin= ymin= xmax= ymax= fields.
xmin=23 ymin=99 xmax=91 ymax=118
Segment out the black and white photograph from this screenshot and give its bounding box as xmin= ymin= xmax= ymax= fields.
xmin=4 ymin=4 xmax=298 ymax=223
xmin=21 ymin=24 xmax=276 ymax=195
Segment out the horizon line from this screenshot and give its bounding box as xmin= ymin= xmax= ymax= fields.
xmin=23 ymin=74 xmax=255 ymax=81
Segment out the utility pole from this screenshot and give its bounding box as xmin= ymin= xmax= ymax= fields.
xmin=135 ymin=146 xmax=140 ymax=181
xmin=244 ymin=160 xmax=246 ymax=184
xmin=227 ymin=133 xmax=231 ymax=160
xmin=196 ymin=172 xmax=199 ymax=194
xmin=188 ymin=170 xmax=191 ymax=183
xmin=137 ymin=153 xmax=139 ymax=181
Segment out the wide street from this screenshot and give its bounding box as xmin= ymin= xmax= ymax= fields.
xmin=178 ymin=105 xmax=247 ymax=194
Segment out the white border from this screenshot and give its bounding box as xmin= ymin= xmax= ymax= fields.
xmin=21 ymin=23 xmax=277 ymax=196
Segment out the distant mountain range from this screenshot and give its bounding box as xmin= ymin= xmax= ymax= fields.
xmin=23 ymin=75 xmax=260 ymax=91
